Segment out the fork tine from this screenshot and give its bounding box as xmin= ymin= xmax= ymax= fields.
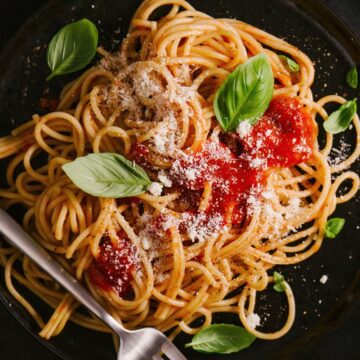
xmin=161 ymin=340 xmax=187 ymax=360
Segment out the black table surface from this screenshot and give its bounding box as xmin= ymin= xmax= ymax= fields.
xmin=0 ymin=0 xmax=359 ymax=359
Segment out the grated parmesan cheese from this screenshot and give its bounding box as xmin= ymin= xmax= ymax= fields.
xmin=247 ymin=313 xmax=261 ymax=329
xmin=158 ymin=170 xmax=173 ymax=187
xmin=257 ymin=188 xmax=304 ymax=237
xmin=327 ymin=140 xmax=351 ymax=166
xmin=237 ymin=120 xmax=252 ymax=138
xmin=161 ymin=211 xmax=225 ymax=243
xmin=320 ymin=275 xmax=328 ymax=284
xmin=154 ymin=271 xmax=170 ymax=284
xmin=183 ymin=212 xmax=224 ymax=243
xmin=184 ymin=168 xmax=197 ymax=181
xmin=152 ymin=113 xmax=178 ymax=155
xmin=250 ymin=157 xmax=267 ymax=169
xmin=284 ymin=197 xmax=301 ymax=220
xmin=148 ymin=182 xmax=163 ymax=196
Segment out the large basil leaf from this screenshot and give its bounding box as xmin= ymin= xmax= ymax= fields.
xmin=62 ymin=153 xmax=152 ymax=198
xmin=47 ymin=19 xmax=98 ymax=80
xmin=185 ymin=324 xmax=256 ymax=354
xmin=323 ymin=99 xmax=357 ymax=134
xmin=214 ymin=54 xmax=274 ymax=131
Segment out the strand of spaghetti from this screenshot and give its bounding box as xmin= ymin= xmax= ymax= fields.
xmin=5 ymin=252 xmax=45 ymax=328
xmin=239 ymin=281 xmax=295 ymax=339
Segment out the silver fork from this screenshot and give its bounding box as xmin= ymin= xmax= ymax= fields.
xmin=0 ymin=209 xmax=187 ymax=360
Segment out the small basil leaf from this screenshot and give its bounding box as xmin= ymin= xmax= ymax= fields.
xmin=214 ymin=54 xmax=274 ymax=132
xmin=325 ymin=218 xmax=345 ymax=239
xmin=273 ymin=271 xmax=284 ymax=283
xmin=185 ymin=324 xmax=256 ymax=354
xmin=47 ymin=19 xmax=98 ymax=81
xmin=62 ymin=153 xmax=152 ymax=198
xmin=274 ymin=282 xmax=286 ymax=292
xmin=279 ymin=55 xmax=300 ymax=72
xmin=273 ymin=271 xmax=286 ymax=292
xmin=346 ymin=66 xmax=358 ymax=89
xmin=323 ymin=99 xmax=357 ymax=134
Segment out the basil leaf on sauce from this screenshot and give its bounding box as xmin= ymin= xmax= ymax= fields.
xmin=62 ymin=153 xmax=152 ymax=198
xmin=279 ymin=55 xmax=300 ymax=72
xmin=273 ymin=271 xmax=286 ymax=292
xmin=185 ymin=324 xmax=256 ymax=354
xmin=325 ymin=218 xmax=345 ymax=239
xmin=214 ymin=54 xmax=274 ymax=132
xmin=47 ymin=19 xmax=98 ymax=81
xmin=346 ymin=66 xmax=358 ymax=89
xmin=323 ymin=99 xmax=357 ymax=134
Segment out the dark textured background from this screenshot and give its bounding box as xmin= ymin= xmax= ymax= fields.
xmin=0 ymin=0 xmax=359 ymax=359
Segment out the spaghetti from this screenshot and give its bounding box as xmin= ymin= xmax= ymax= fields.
xmin=0 ymin=0 xmax=359 ymax=350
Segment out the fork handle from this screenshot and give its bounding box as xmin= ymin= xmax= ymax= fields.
xmin=0 ymin=209 xmax=129 ymax=336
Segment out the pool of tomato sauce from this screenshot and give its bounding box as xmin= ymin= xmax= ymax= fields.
xmin=88 ymin=233 xmax=139 ymax=297
xmin=89 ymin=95 xmax=316 ymax=295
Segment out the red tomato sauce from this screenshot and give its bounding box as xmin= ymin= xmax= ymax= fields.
xmin=88 ymin=233 xmax=139 ymax=297
xmin=130 ymin=142 xmax=154 ymax=171
xmin=170 ymin=95 xmax=315 ymax=226
xmin=170 ymin=140 xmax=264 ymax=225
xmin=241 ymin=95 xmax=316 ymax=168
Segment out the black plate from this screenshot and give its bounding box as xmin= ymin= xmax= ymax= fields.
xmin=0 ymin=0 xmax=359 ymax=359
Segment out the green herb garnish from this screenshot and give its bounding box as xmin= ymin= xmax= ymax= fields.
xmin=323 ymin=99 xmax=357 ymax=134
xmin=273 ymin=271 xmax=286 ymax=292
xmin=62 ymin=153 xmax=152 ymax=198
xmin=185 ymin=324 xmax=256 ymax=354
xmin=346 ymin=66 xmax=358 ymax=89
xmin=214 ymin=54 xmax=274 ymax=132
xmin=279 ymin=55 xmax=300 ymax=72
xmin=47 ymin=19 xmax=98 ymax=80
xmin=325 ymin=218 xmax=345 ymax=239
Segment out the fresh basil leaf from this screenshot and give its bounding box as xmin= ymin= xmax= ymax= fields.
xmin=273 ymin=271 xmax=286 ymax=292
xmin=346 ymin=66 xmax=358 ymax=89
xmin=273 ymin=282 xmax=286 ymax=292
xmin=214 ymin=54 xmax=274 ymax=131
xmin=185 ymin=324 xmax=256 ymax=354
xmin=62 ymin=153 xmax=152 ymax=198
xmin=47 ymin=19 xmax=98 ymax=81
xmin=273 ymin=271 xmax=284 ymax=283
xmin=279 ymin=55 xmax=300 ymax=72
xmin=325 ymin=218 xmax=345 ymax=239
xmin=323 ymin=99 xmax=357 ymax=134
